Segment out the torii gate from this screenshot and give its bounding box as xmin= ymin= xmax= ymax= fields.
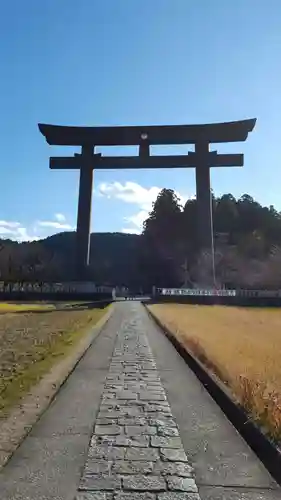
xmin=39 ymin=119 xmax=256 ymax=278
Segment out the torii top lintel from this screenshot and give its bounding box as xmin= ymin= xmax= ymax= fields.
xmin=38 ymin=119 xmax=256 ymax=147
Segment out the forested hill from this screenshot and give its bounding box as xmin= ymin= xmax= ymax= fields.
xmin=44 ymin=232 xmax=141 ymax=285
xmin=0 ymin=232 xmax=141 ymax=287
xmin=1 ymin=190 xmax=281 ymax=289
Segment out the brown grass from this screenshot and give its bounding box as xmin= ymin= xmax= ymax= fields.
xmin=148 ymin=304 xmax=281 ymax=442
xmin=0 ymin=303 xmax=107 ymax=417
xmin=0 ymin=302 xmax=55 ymax=313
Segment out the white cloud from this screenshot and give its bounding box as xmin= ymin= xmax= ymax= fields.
xmin=98 ymin=181 xmax=189 ymax=234
xmin=0 ymin=222 xmax=39 ymax=242
xmin=98 ymin=181 xmax=161 ymax=211
xmin=15 ymin=227 xmax=40 ymax=242
xmin=122 ymin=228 xmax=141 ymax=235
xmin=0 ymin=213 xmax=74 ymax=242
xmin=0 ymin=226 xmax=14 ymax=235
xmin=54 ymin=213 xmax=66 ymax=223
xmin=36 ymin=213 xmax=74 ymax=231
xmin=38 ymin=221 xmax=74 ymax=230
xmin=123 ymin=210 xmax=149 ymax=234
xmin=0 ymin=220 xmax=21 ymax=228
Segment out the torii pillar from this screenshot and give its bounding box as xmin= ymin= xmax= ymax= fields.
xmin=195 ymin=141 xmax=214 ymax=254
xmin=73 ymin=146 xmax=102 ymax=278
xmin=75 ymin=146 xmax=94 ymax=276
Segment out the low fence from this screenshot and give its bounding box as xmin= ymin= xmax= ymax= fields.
xmin=0 ymin=281 xmax=114 ymax=303
xmin=152 ymin=287 xmax=281 ymax=306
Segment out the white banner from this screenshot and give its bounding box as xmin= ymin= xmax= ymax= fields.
xmin=156 ymin=288 xmax=281 ymax=298
xmin=159 ymin=288 xmax=236 ymax=296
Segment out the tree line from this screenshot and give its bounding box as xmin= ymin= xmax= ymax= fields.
xmin=1 ymin=189 xmax=281 ymax=290
xmin=139 ymin=189 xmax=281 ymax=289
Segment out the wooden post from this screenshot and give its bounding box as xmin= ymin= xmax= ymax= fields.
xmin=76 ymin=145 xmax=94 ymax=278
xmin=195 ymin=141 xmax=215 ymax=285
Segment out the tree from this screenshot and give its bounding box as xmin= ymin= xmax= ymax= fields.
xmin=213 ymin=194 xmax=238 ymax=242
xmin=141 ymin=189 xmax=281 ymax=289
xmin=140 ymin=189 xmax=184 ymax=288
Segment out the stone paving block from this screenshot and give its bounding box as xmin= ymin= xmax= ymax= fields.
xmin=158 ymin=494 xmax=200 ymax=500
xmin=119 ymin=435 xmax=150 ymax=447
xmin=104 ymin=384 xmax=124 ymax=390
xmin=125 ymin=425 xmax=157 ymax=436
xmin=151 ymin=436 xmax=182 ymax=449
xmin=99 ymin=407 xmax=143 ymax=417
xmin=153 ymin=461 xmax=193 ymax=477
xmin=79 ymin=474 xmax=122 ymax=490
xmin=101 ymin=398 xmax=135 ymax=406
xmin=119 ymin=400 xmax=147 ymax=408
xmin=96 ymin=417 xmax=118 ymax=425
xmin=126 ymin=447 xmax=160 ymax=461
xmin=98 ymin=408 xmax=122 ymax=416
xmin=124 ymin=382 xmax=147 ymax=389
xmin=166 ymin=477 xmax=198 ymax=493
xmin=111 ymin=459 xmax=153 ymax=474
xmin=142 ymin=375 xmax=160 ymax=381
xmin=96 ymin=434 xmax=150 ymax=447
xmin=84 ymin=458 xmax=111 ymax=474
xmin=95 ymin=425 xmax=123 ymax=435
xmin=76 ymin=493 xmax=113 ymax=500
xmin=122 ymin=474 xmax=166 ymax=491
xmin=116 ymin=390 xmax=138 ymax=400
xmin=88 ymin=445 xmax=125 ymax=460
xmin=114 ymin=493 xmax=156 ymax=500
xmin=146 ymin=389 xmax=166 ymax=395
xmin=151 ymin=400 xmax=170 ymax=407
xmin=139 ymin=392 xmax=166 ymax=401
xmin=145 ymin=405 xmax=172 ymax=415
xmin=125 ymin=407 xmax=147 ymax=416
xmin=149 ymin=417 xmax=177 ymax=427
xmin=118 ymin=416 xmax=148 ymax=426
xmin=116 ymin=405 xmax=146 ymax=414
xmin=146 ymin=401 xmax=170 ymax=408
xmin=160 ymin=448 xmax=188 ymax=462
xmin=158 ymin=426 xmax=179 ymax=437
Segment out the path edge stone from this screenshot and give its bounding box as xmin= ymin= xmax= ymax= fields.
xmin=0 ymin=302 xmax=115 ymax=471
xmin=145 ymin=304 xmax=281 ymax=488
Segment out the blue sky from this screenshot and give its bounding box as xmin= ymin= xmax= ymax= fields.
xmin=1 ymin=0 xmax=281 ymax=241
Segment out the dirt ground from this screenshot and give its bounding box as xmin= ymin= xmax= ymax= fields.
xmin=0 ymin=302 xmax=107 ymax=417
xmin=148 ymin=303 xmax=281 ymax=441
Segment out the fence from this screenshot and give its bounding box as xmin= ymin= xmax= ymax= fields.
xmin=152 ymin=287 xmax=281 ymax=306
xmin=0 ymin=281 xmax=114 ymax=302
xmin=155 ymin=288 xmax=236 ymax=297
xmin=154 ymin=287 xmax=281 ymax=298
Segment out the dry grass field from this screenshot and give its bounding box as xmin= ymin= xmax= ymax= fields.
xmin=0 ymin=302 xmax=107 ymax=417
xmin=148 ymin=303 xmax=281 ymax=442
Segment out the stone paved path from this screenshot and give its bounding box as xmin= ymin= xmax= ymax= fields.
xmin=76 ymin=316 xmax=201 ymax=500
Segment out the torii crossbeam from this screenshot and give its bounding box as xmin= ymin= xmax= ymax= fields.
xmin=39 ymin=119 xmax=256 ymax=279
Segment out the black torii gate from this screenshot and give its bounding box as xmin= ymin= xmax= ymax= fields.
xmin=39 ymin=119 xmax=256 ymax=278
